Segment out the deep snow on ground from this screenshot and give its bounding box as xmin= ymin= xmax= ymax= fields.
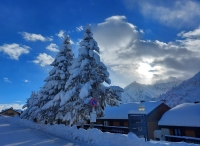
xmin=0 ymin=116 xmax=91 ymax=146
xmin=0 ymin=116 xmax=198 ymax=146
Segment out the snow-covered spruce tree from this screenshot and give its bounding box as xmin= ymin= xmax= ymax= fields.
xmin=60 ymin=24 xmax=123 ymax=126
xmin=35 ymin=35 xmax=74 ymax=123
xmin=20 ymin=91 xmax=39 ymax=121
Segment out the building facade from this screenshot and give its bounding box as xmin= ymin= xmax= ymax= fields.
xmin=95 ymin=101 xmax=170 ymax=140
xmin=158 ymin=103 xmax=200 ymax=143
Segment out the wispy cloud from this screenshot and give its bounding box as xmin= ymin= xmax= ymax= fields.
xmin=76 ymin=26 xmax=83 ymax=32
xmin=46 ymin=43 xmax=59 ymax=52
xmin=0 ymin=43 xmax=30 ymax=60
xmin=14 ymin=101 xmax=22 ymax=103
xmin=33 ymin=53 xmax=54 ymax=67
xmin=56 ymin=30 xmax=65 ymax=39
xmin=125 ymin=0 xmax=200 ymax=28
xmin=4 ymin=78 xmax=11 ymax=83
xmin=24 ymin=79 xmax=30 ymax=83
xmin=19 ymin=32 xmax=53 ymax=42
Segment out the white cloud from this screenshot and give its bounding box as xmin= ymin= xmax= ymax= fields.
xmin=76 ymin=26 xmax=83 ymax=32
xmin=0 ymin=104 xmax=24 ymax=111
xmin=20 ymin=32 xmax=53 ymax=42
xmin=139 ymin=29 xmax=144 ymax=34
xmin=33 ymin=53 xmax=54 ymax=67
xmin=4 ymin=78 xmax=11 ymax=83
xmin=0 ymin=43 xmax=30 ymax=60
xmin=125 ymin=0 xmax=200 ymax=28
xmin=178 ymin=26 xmax=200 ymax=38
xmin=46 ymin=43 xmax=59 ymax=52
xmin=56 ymin=30 xmax=65 ymax=39
xmin=93 ymin=15 xmax=200 ymax=87
xmin=24 ymin=79 xmax=30 ymax=83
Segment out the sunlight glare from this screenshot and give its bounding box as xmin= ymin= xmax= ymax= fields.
xmin=138 ymin=63 xmax=153 ymax=79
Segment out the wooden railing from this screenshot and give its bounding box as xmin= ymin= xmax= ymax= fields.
xmin=165 ymin=135 xmax=200 ymax=144
xmin=77 ymin=124 xmax=129 ymax=134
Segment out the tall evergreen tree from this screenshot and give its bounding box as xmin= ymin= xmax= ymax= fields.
xmin=20 ymin=91 xmax=39 ymax=120
xmin=60 ymin=24 xmax=123 ymax=125
xmin=28 ymin=35 xmax=74 ymax=123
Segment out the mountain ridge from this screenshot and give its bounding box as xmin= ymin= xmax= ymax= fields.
xmin=121 ymin=80 xmax=182 ymax=103
xmin=159 ymin=71 xmax=200 ymax=107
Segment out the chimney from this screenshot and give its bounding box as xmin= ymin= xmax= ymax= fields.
xmin=140 ymin=100 xmax=145 ymax=103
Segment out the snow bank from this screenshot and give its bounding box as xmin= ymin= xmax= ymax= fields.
xmin=1 ymin=116 xmax=198 ymax=146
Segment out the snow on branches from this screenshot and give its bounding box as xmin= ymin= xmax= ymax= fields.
xmin=21 ymin=25 xmax=123 ymax=126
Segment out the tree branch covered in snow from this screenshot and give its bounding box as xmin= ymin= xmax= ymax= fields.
xmin=21 ymin=25 xmax=123 ymax=126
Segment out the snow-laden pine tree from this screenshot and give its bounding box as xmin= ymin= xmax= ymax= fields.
xmin=20 ymin=91 xmax=39 ymax=121
xmin=34 ymin=35 xmax=74 ymax=123
xmin=60 ymin=24 xmax=123 ymax=126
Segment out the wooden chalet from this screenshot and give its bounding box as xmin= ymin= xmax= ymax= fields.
xmin=95 ymin=101 xmax=170 ymax=140
xmin=158 ymin=103 xmax=200 ymax=144
xmin=0 ymin=107 xmax=21 ymax=117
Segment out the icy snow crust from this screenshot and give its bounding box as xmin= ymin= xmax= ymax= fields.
xmin=0 ymin=116 xmax=198 ymax=146
xmin=100 ymin=101 xmax=162 ymax=119
xmin=159 ymin=103 xmax=200 ymax=127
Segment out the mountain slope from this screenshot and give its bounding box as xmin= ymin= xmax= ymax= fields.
xmin=121 ymin=81 xmax=182 ymax=103
xmin=160 ymin=71 xmax=200 ymax=107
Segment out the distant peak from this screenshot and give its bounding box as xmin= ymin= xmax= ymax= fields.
xmin=193 ymin=71 xmax=200 ymax=79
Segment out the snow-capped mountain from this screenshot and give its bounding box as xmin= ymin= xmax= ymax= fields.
xmin=160 ymin=71 xmax=200 ymax=107
xmin=121 ymin=80 xmax=182 ymax=103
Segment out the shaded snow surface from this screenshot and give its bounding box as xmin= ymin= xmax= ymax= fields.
xmin=159 ymin=103 xmax=200 ymax=127
xmin=0 ymin=116 xmax=198 ymax=146
xmin=100 ymin=101 xmax=162 ymax=119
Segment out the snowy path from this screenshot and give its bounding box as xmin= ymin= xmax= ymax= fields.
xmin=0 ymin=117 xmax=90 ymax=146
xmin=0 ymin=116 xmax=198 ymax=146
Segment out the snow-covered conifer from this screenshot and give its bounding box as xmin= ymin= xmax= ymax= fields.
xmin=60 ymin=24 xmax=123 ymax=125
xmin=21 ymin=35 xmax=74 ymax=124
xmin=20 ymin=91 xmax=39 ymax=120
xmin=38 ymin=35 xmax=74 ymax=123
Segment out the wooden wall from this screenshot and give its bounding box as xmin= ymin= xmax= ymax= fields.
xmin=147 ymin=103 xmax=170 ymax=140
xmin=147 ymin=122 xmax=159 ymax=139
xmin=161 ymin=126 xmax=200 ymax=138
xmin=96 ymin=119 xmax=129 ymax=127
xmin=1 ymin=109 xmax=20 ymax=117
xmin=185 ymin=129 xmax=195 ymax=137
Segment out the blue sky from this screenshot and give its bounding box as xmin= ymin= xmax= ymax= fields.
xmin=1 ymin=0 xmax=200 ymax=110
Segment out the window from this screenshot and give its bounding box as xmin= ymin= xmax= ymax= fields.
xmin=132 ymin=127 xmax=143 ymax=131
xmin=132 ymin=119 xmax=142 ymax=123
xmin=138 ymin=105 xmax=145 ymax=111
xmin=195 ymin=130 xmax=200 ymax=138
xmin=132 ymin=127 xmax=138 ymax=131
xmin=104 ymin=121 xmax=108 ymax=126
xmin=138 ymin=127 xmax=143 ymax=131
xmin=174 ymin=129 xmax=181 ymax=136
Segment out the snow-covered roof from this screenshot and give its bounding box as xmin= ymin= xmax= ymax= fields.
xmin=158 ymin=103 xmax=200 ymax=127
xmin=99 ymin=101 xmax=163 ymax=119
xmin=1 ymin=107 xmax=22 ymax=114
